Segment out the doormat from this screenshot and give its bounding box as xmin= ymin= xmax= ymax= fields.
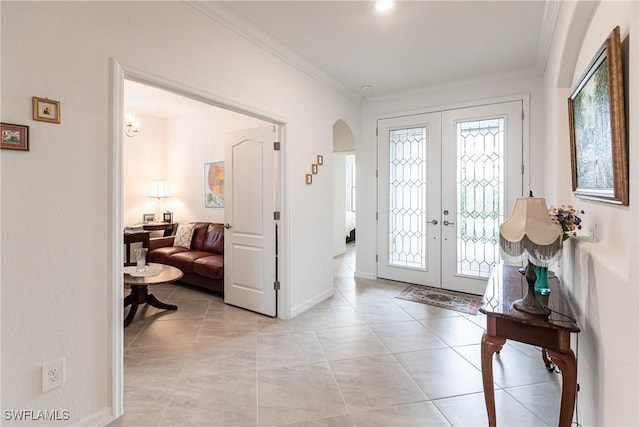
xmin=396 ymin=285 xmax=482 ymax=315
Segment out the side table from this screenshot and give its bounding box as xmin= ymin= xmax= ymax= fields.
xmin=480 ymin=264 xmax=580 ymax=427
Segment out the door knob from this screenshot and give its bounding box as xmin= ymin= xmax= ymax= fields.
xmin=429 ymin=219 xmax=438 ymax=225
xmin=224 ymin=223 xmax=232 ymax=229
xmin=443 ymin=220 xmax=455 ymax=226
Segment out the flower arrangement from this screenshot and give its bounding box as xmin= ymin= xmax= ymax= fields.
xmin=549 ymin=205 xmax=584 ymax=241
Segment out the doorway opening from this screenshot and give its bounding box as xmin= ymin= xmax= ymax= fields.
xmin=332 ymin=119 xmax=356 ymax=275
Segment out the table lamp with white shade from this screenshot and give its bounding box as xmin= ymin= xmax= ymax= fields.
xmin=499 ymin=192 xmax=563 ymax=316
xmin=149 ymin=179 xmax=169 ymax=221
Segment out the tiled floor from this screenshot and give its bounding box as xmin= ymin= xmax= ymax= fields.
xmin=110 ymin=244 xmax=563 ymax=426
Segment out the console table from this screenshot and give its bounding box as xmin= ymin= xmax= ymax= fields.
xmin=480 ymin=264 xmax=580 ymax=427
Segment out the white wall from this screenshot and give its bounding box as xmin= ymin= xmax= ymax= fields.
xmin=0 ymin=1 xmax=359 ymax=424
xmin=544 ymin=1 xmax=639 ymax=425
xmin=357 ymin=71 xmax=544 ymax=279
xmin=123 ymin=113 xmax=169 ymax=226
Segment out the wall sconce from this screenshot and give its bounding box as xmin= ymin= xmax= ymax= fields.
xmin=124 ymin=112 xmax=140 ymax=137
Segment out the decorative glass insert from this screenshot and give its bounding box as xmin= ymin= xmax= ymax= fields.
xmin=388 ymin=127 xmax=427 ymax=269
xmin=456 ymin=118 xmax=504 ymax=278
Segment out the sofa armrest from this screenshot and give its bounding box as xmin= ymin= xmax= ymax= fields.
xmin=149 ymin=236 xmax=175 ymax=251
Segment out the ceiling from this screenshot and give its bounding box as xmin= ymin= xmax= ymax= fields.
xmin=126 ymin=1 xmax=557 ymax=114
xmin=201 ymin=1 xmax=556 ymax=100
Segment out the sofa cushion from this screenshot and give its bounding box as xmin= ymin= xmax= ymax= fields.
xmin=167 ymin=250 xmax=213 ymax=273
xmin=201 ymin=223 xmax=224 ymax=254
xmin=174 ymin=224 xmax=195 ymax=248
xmin=148 ymin=246 xmax=188 ymax=264
xmin=189 ymin=222 xmax=213 ymax=251
xmin=193 ymin=255 xmax=224 ymax=279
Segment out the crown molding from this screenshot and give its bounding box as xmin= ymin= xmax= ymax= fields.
xmin=536 ymin=0 xmax=562 ymax=74
xmin=185 ymin=1 xmax=363 ymax=104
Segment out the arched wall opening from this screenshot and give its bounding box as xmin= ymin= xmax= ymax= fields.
xmin=332 ymin=119 xmax=356 ymax=260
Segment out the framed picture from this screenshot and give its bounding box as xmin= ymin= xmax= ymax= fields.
xmin=32 ymin=97 xmax=61 ymax=123
xmin=311 ymin=164 xmax=318 ymax=174
xmin=163 ymin=212 xmax=173 ymax=223
xmin=205 ymin=161 xmax=224 ymax=208
xmin=305 ymin=174 xmax=312 ymax=185
xmin=568 ymin=26 xmax=628 ymax=205
xmin=142 ymin=213 xmax=156 ymax=222
xmin=317 ymin=155 xmax=324 ymax=165
xmin=1 ymin=123 xmax=29 ymax=151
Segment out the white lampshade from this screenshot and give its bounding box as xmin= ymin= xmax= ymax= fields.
xmin=499 ymin=196 xmax=562 ymax=266
xmin=149 ymin=180 xmax=169 ymax=199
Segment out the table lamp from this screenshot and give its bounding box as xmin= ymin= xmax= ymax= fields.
xmin=149 ymin=179 xmax=169 ymax=221
xmin=499 ymin=192 xmax=563 ymax=316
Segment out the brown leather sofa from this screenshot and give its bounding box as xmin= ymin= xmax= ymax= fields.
xmin=147 ymin=222 xmax=224 ymax=293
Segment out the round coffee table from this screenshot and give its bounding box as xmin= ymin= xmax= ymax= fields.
xmin=123 ymin=262 xmax=183 ymax=327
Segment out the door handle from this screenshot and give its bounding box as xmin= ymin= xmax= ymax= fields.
xmin=224 ymin=223 xmax=232 ymax=229
xmin=429 ymin=219 xmax=438 ymax=225
xmin=443 ymin=220 xmax=455 ymax=226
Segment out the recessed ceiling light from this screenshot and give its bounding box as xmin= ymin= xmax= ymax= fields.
xmin=375 ymin=0 xmax=394 ymax=13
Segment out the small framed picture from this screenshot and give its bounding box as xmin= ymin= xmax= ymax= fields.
xmin=142 ymin=213 xmax=156 ymax=222
xmin=32 ymin=97 xmax=61 ymax=123
xmin=163 ymin=212 xmax=173 ymax=223
xmin=311 ymin=164 xmax=318 ymax=174
xmin=317 ymin=155 xmax=323 ymax=166
xmin=305 ymin=174 xmax=312 ymax=185
xmin=1 ymin=123 xmax=29 ymax=151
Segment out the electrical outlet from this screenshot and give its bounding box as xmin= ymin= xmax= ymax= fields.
xmin=42 ymin=358 xmax=65 ymax=392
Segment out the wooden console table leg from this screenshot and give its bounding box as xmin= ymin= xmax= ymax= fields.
xmin=481 ymin=332 xmax=506 ymax=427
xmin=547 ymin=349 xmax=577 ymax=427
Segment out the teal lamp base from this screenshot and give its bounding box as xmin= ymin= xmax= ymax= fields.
xmin=534 ymin=265 xmax=550 ymax=295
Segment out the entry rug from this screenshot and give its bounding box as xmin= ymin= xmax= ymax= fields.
xmin=396 ymin=285 xmax=482 ymax=315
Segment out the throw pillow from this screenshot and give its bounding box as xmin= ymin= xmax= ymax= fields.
xmin=173 ymin=224 xmax=195 ymax=249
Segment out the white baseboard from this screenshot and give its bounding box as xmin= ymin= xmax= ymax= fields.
xmin=290 ymin=287 xmax=335 ymax=318
xmin=76 ymin=407 xmax=113 ymax=426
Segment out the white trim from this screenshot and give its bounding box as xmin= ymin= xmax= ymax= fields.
xmin=536 ymin=0 xmax=562 ymax=74
xmin=107 ymin=59 xmax=292 ymax=424
xmin=185 ymin=1 xmax=362 ymax=104
xmin=290 ymin=288 xmax=335 ymax=319
xmin=108 ymin=58 xmax=124 ymax=423
xmin=75 ymin=407 xmax=113 ymax=427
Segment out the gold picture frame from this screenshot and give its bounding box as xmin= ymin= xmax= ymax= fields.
xmin=1 ymin=123 xmax=29 ymax=151
xmin=33 ymin=97 xmax=61 ymax=124
xmin=311 ymin=164 xmax=318 ymax=174
xmin=568 ymin=26 xmax=628 ymax=205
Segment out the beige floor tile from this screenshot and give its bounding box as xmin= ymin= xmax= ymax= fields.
xmin=315 ymin=325 xmax=389 ymax=361
xmin=129 ymin=317 xmax=203 ymax=347
xmin=433 ymin=390 xmax=547 ymax=426
xmin=258 ymin=363 xmax=348 ymax=426
xmin=453 ymin=344 xmax=559 ymax=388
xmin=420 ymin=315 xmax=485 ymax=347
xmin=258 ymin=312 xmax=315 ymax=334
xmin=349 ymin=401 xmax=451 ymax=427
xmin=274 ymin=414 xmax=354 ymax=427
xmin=506 ymin=382 xmax=562 ymax=426
xmin=352 ymin=301 xmax=415 ymax=324
xmin=392 ymin=298 xmax=463 ymax=320
xmin=161 ymin=370 xmax=257 ymax=426
xmin=306 ymin=305 xmax=366 ymax=330
xmin=330 ymin=355 xmax=428 ymax=411
xmin=369 ymin=320 xmax=449 ymax=353
xmin=180 ymin=335 xmax=257 ymax=378
xmin=395 ymin=347 xmax=484 ymax=399
xmin=258 ymin=331 xmax=326 ymax=370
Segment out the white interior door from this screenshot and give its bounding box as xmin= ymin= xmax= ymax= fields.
xmin=377 ymin=113 xmax=442 ymax=286
xmin=224 ymin=125 xmax=278 ymax=316
xmin=441 ymin=101 xmax=523 ymax=294
xmin=377 ymin=101 xmax=523 ymax=295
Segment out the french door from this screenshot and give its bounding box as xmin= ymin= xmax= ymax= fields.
xmin=377 ymin=101 xmax=523 ymax=295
